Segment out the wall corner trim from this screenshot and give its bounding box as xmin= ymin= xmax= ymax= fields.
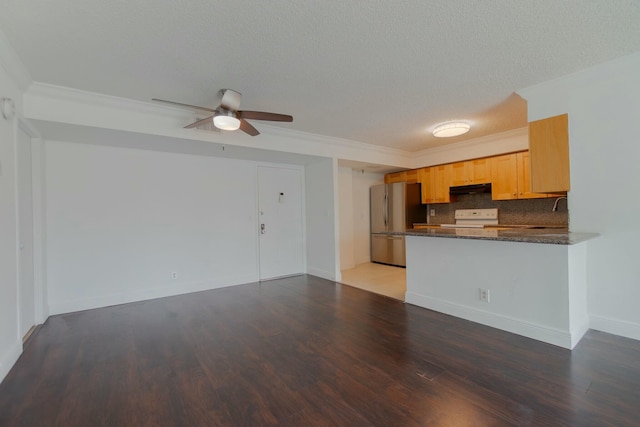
xmin=0 ymin=27 xmax=32 ymax=91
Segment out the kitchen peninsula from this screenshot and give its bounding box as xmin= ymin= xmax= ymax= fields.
xmin=403 ymin=227 xmax=598 ymax=349
xmin=405 ymin=226 xmax=596 ymax=244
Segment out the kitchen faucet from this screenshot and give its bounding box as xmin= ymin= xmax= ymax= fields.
xmin=552 ymin=196 xmax=568 ymax=212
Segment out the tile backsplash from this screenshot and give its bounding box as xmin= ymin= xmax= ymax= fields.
xmin=425 ymin=193 xmax=569 ymax=226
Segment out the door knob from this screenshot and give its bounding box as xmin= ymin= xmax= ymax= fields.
xmin=261 ymin=224 xmax=266 ymax=234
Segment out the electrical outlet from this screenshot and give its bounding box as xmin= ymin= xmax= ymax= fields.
xmin=479 ymin=288 xmax=490 ymax=302
xmin=430 ymin=209 xmax=436 ymax=216
xmin=171 ymin=272 xmax=178 ymax=280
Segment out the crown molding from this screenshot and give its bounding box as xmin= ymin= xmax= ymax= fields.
xmin=410 ymin=127 xmax=528 ymax=168
xmin=26 ymin=82 xmax=192 ymax=118
xmin=415 ymin=127 xmax=527 ymax=157
xmin=0 ymin=27 xmax=32 ymax=91
xmin=256 ymin=122 xmax=413 ymax=159
xmin=25 ymin=82 xmax=413 ymax=167
xmin=28 ymin=82 xmax=411 ymax=158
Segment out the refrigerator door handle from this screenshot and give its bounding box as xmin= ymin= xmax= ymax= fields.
xmin=383 ymin=193 xmax=388 ymax=226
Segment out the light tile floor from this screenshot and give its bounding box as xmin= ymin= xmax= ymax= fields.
xmin=340 ymin=262 xmax=406 ymax=301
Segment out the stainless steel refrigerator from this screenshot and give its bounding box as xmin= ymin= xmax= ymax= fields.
xmin=370 ymin=182 xmax=425 ymax=267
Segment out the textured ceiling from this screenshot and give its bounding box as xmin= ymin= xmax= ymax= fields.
xmin=1 ymin=1 xmax=639 ymax=152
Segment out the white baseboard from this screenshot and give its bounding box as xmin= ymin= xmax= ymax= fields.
xmin=307 ymin=267 xmax=336 ymax=281
xmin=0 ymin=339 xmax=22 ymax=383
xmin=405 ymin=292 xmax=574 ymax=349
xmin=48 ymin=274 xmax=259 ymax=315
xmin=590 ymin=314 xmax=640 ymax=341
xmin=570 ymin=316 xmax=591 ymax=348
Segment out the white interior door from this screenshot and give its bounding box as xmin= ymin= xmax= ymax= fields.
xmin=258 ymin=166 xmax=304 ymax=280
xmin=17 ymin=126 xmax=35 ymax=340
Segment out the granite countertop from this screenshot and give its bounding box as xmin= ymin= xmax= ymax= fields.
xmin=400 ymin=226 xmax=598 ymax=245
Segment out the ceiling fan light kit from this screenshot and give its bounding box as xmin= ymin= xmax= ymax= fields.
xmin=432 ymin=121 xmax=471 ymax=138
xmin=213 ymin=110 xmax=241 ymax=130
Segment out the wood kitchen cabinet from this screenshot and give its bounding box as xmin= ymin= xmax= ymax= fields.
xmin=491 ymin=151 xmax=558 ymax=200
xmin=491 ymin=153 xmax=519 ymax=200
xmin=384 ymin=169 xmax=418 ymax=184
xmin=529 ymin=113 xmax=570 ymax=192
xmin=471 ymin=158 xmax=492 ymax=184
xmin=384 ymin=171 xmax=404 ymax=184
xmin=449 ymin=162 xmax=467 ymax=187
xmin=404 ymin=169 xmax=418 ymax=183
xmin=419 ymin=165 xmax=452 ymax=204
xmin=518 ymin=151 xmax=559 ymax=199
xmin=450 ymin=158 xmax=492 ymax=186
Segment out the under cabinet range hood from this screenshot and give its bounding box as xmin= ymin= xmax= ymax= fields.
xmin=449 ymin=183 xmax=492 ymax=195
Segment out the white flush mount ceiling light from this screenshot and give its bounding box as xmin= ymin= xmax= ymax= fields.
xmin=432 ymin=121 xmax=471 ymax=138
xmin=213 ymin=110 xmax=241 ymax=131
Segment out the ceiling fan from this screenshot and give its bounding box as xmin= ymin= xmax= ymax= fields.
xmin=152 ymin=89 xmax=293 ymax=136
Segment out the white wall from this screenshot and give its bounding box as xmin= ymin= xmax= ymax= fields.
xmin=305 ymin=158 xmax=338 ymax=280
xmin=45 ymin=140 xmax=261 ymax=314
xmin=338 ymin=167 xmax=355 ymax=270
xmin=338 ymin=168 xmax=384 ymax=271
xmin=43 ymin=137 xmax=341 ymax=315
xmin=520 ymin=52 xmax=640 ymax=340
xmin=0 ymin=62 xmax=22 ymax=381
xmin=406 ymin=236 xmax=589 ymax=348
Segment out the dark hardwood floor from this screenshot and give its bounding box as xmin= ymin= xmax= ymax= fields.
xmin=2 ymin=275 xmax=640 ymax=426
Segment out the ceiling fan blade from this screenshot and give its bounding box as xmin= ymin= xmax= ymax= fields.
xmin=239 ymin=119 xmax=260 ymax=136
xmin=239 ymin=110 xmax=293 ymax=122
xmin=152 ymin=98 xmax=217 ymax=113
xmin=184 ymin=115 xmax=214 ymax=129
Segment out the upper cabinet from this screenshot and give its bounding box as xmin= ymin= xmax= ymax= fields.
xmin=383 ymin=124 xmax=570 ymax=203
xmin=529 ymin=114 xmax=570 ymax=192
xmin=384 ymin=169 xmax=418 ymax=184
xmin=491 ymin=151 xmax=560 ymax=200
xmin=450 ymin=158 xmax=492 ymax=186
xmin=405 ymin=169 xmax=418 ymax=183
xmin=518 ymin=151 xmax=554 ymax=199
xmin=491 ymin=153 xmax=519 ymax=200
xmin=419 ymin=165 xmax=451 ymax=204
xmin=384 ymin=171 xmax=403 ymax=184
